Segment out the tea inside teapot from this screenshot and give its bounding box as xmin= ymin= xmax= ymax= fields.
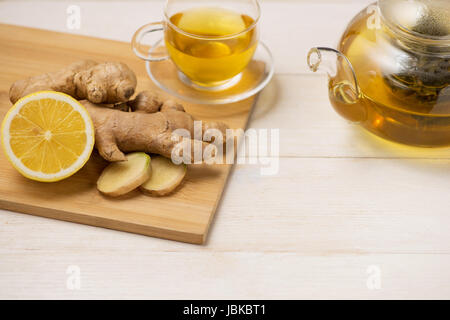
xmin=308 ymin=0 xmax=450 ymax=147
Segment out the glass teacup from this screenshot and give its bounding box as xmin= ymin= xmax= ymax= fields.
xmin=132 ymin=0 xmax=260 ymax=91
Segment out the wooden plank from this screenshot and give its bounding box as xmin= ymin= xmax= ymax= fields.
xmin=0 ymin=250 xmax=449 ymax=299
xmin=2 ymin=158 xmax=450 ymax=253
xmin=0 ymin=24 xmax=256 ymax=244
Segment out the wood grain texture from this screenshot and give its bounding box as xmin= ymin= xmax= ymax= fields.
xmin=0 ymin=24 xmax=256 ymax=244
xmin=0 ymin=0 xmax=449 ymax=300
xmin=1 ymin=250 xmax=449 ymax=299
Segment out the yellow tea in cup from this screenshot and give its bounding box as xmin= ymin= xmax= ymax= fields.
xmin=164 ymin=7 xmax=258 ymax=87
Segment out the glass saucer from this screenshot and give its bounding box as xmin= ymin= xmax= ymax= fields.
xmin=145 ymin=42 xmax=274 ymax=105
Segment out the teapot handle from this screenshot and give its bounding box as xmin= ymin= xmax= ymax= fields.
xmin=307 ymin=47 xmax=360 ymax=102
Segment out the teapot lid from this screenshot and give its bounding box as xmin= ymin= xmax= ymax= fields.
xmin=378 ymin=0 xmax=450 ymax=40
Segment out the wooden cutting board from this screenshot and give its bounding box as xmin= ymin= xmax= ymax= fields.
xmin=0 ymin=24 xmax=257 ymax=244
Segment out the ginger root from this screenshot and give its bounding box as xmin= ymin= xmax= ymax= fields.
xmin=128 ymin=90 xmax=165 ymax=113
xmin=81 ymin=91 xmax=228 ymax=162
xmin=9 ymin=60 xmax=137 ymax=104
xmin=9 ymin=58 xmax=228 ymax=164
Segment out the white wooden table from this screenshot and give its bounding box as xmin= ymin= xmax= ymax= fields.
xmin=1 ymin=0 xmax=449 ymax=299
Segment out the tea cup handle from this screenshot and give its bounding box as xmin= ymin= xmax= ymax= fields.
xmin=131 ymin=22 xmax=169 ymax=61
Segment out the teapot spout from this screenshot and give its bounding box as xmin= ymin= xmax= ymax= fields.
xmin=307 ymin=47 xmax=360 ymax=97
xmin=307 ymin=47 xmax=365 ymax=122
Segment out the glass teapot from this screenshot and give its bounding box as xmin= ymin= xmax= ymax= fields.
xmin=308 ymin=0 xmax=450 ymax=147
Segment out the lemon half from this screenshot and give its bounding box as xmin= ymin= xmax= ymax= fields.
xmin=1 ymin=91 xmax=95 ymax=182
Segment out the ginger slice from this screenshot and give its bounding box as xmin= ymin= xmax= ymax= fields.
xmin=140 ymin=156 xmax=187 ymax=196
xmin=97 ymin=152 xmax=150 ymax=197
